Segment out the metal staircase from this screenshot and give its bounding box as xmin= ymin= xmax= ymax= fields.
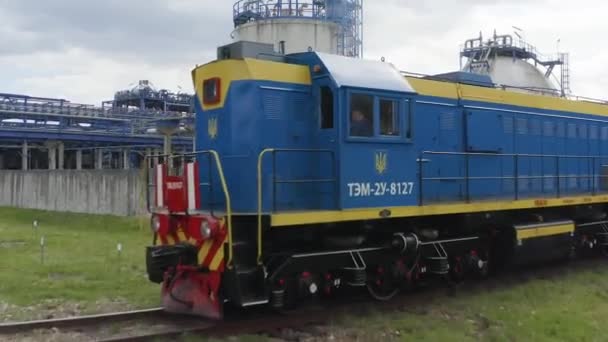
xmin=467 ymin=44 xmax=493 ymax=74
xmin=225 ymin=221 xmax=268 ymax=307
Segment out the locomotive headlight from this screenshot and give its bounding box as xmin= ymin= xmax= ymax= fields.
xmin=200 ymin=220 xmax=213 ymax=239
xmin=151 ymin=215 xmax=161 ymax=233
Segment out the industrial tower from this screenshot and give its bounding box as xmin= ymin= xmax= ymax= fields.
xmin=232 ymin=0 xmax=363 ymax=58
xmin=460 ymin=32 xmax=571 ymax=97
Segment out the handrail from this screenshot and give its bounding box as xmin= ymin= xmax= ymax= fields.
xmin=257 ymin=148 xmax=274 ymax=265
xmin=233 ymin=0 xmax=329 ymax=22
xmin=422 ymin=151 xmax=602 ymax=158
xmin=185 ymin=150 xmax=234 ymax=268
xmin=145 ymin=150 xmax=235 ymax=269
xmin=418 ymin=151 xmax=608 ymax=205
xmin=401 ymin=70 xmax=608 ymax=103
xmin=256 ymin=148 xmax=337 ymax=265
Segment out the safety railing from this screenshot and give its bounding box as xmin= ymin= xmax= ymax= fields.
xmin=418 ymin=151 xmax=608 ymax=206
xmin=233 ymin=0 xmax=329 ymax=23
xmin=0 ymin=105 xmax=193 ymax=137
xmin=145 ymin=154 xmax=166 ymax=214
xmin=257 ymin=148 xmax=337 ymax=264
xmin=145 ymin=150 xmax=235 ymax=268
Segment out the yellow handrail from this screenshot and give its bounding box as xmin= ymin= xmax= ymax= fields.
xmin=206 ymin=150 xmax=234 ymax=269
xmin=256 ymin=148 xmax=275 ymax=265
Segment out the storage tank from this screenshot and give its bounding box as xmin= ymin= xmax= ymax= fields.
xmin=232 ymin=0 xmax=363 ymax=57
xmin=461 ymin=33 xmax=570 ymax=96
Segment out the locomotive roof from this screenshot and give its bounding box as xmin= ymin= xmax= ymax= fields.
xmin=315 ymin=52 xmax=416 ymax=94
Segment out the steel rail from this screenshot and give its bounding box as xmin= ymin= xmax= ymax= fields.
xmin=0 ymin=307 xmax=165 ymax=335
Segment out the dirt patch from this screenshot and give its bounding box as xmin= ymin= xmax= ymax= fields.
xmin=2 ymin=328 xmax=89 ymax=342
xmin=2 ymin=320 xmax=201 ymax=342
xmin=272 ymin=324 xmax=408 ymax=342
xmin=47 ymin=273 xmax=86 ymax=282
xmin=273 ymin=326 xmax=354 ymax=342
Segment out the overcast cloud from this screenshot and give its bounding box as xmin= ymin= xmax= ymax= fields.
xmin=0 ymin=0 xmax=606 ymax=104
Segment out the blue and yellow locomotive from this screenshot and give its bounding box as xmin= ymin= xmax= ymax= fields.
xmin=146 ymin=41 xmax=608 ymax=318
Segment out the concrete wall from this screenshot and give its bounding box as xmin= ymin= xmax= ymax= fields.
xmin=0 ymin=170 xmax=147 ymax=216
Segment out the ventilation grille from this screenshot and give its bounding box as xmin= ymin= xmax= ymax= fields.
xmin=543 ymin=121 xmax=554 ymax=137
xmin=440 ymin=112 xmax=456 ymax=131
xmin=263 ymin=92 xmax=283 ymax=120
xmin=516 ymin=118 xmax=528 ymax=135
xmin=530 ymin=119 xmax=541 ymax=136
xmin=503 ymin=116 xmax=513 ymax=134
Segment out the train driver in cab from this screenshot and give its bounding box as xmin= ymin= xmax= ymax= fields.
xmin=350 ymin=109 xmax=373 ymax=137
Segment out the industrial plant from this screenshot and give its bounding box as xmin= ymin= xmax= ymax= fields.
xmin=0 ymin=81 xmax=194 ymax=171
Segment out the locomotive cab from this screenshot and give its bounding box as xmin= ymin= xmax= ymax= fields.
xmin=290 ymin=52 xmax=419 ymax=211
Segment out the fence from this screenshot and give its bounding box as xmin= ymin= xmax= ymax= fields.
xmin=0 ymin=170 xmax=146 ymax=216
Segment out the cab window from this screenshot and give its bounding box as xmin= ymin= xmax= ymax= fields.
xmin=320 ymin=86 xmax=334 ymax=129
xmin=380 ymin=99 xmax=399 ymax=136
xmin=203 ymin=78 xmax=221 ymax=105
xmin=350 ymin=93 xmax=374 ymax=137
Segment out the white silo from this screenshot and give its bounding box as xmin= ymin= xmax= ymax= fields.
xmin=461 ymin=32 xmax=570 ymax=96
xmin=231 ymin=0 xmax=363 ymax=57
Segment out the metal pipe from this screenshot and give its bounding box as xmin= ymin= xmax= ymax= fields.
xmin=418 ymin=154 xmax=424 ymax=206
xmin=257 ymin=148 xmax=275 ymax=265
xmin=272 ymin=151 xmax=277 ymax=212
xmin=514 ymin=154 xmax=519 ymax=200
xmin=465 ymin=152 xmax=470 ymax=202
xmin=556 ymin=156 xmax=561 ymax=198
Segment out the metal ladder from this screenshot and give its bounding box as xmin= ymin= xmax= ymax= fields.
xmin=560 ymin=53 xmax=571 ymax=97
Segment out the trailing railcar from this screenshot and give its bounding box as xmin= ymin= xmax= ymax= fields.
xmin=146 ymin=42 xmax=608 ymax=319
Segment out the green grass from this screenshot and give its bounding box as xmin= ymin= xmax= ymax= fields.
xmin=333 ymin=264 xmax=608 ymax=341
xmin=0 ymin=207 xmax=159 ymax=320
xmin=2 ymin=207 xmax=608 ymax=341
xmin=177 ymin=263 xmax=608 ymax=342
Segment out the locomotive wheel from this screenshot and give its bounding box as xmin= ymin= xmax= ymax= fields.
xmin=366 ymin=265 xmax=400 ymax=301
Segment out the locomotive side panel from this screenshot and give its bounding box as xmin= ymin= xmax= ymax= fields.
xmin=148 ymin=50 xmax=608 ymax=319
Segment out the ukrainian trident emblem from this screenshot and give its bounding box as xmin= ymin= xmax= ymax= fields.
xmin=375 ymin=151 xmax=387 ymax=174
xmin=208 ymin=117 xmax=218 ymax=140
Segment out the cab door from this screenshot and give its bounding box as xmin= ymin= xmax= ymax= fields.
xmin=340 ymin=89 xmax=417 ymax=210
xmin=314 ymin=77 xmax=339 ymax=210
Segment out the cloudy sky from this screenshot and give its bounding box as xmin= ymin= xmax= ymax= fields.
xmin=0 ymin=0 xmax=606 ymax=104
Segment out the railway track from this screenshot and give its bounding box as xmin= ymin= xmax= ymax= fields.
xmin=0 ymin=307 xmax=215 ymax=341
xmin=0 ymin=305 xmax=319 ymax=342
xmin=1 ymin=258 xmax=605 ymax=341
xmin=0 ymin=308 xmax=166 ymax=335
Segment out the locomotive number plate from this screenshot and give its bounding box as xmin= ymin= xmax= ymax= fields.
xmin=347 ymin=182 xmax=415 ymax=197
